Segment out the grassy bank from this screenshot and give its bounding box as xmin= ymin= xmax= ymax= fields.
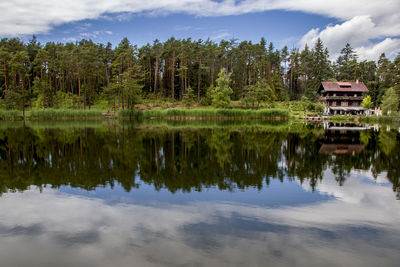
xmin=119 ymin=108 xmax=291 ymax=120
xmin=1 ymin=107 xmax=398 ymax=127
xmin=0 ymin=110 xmax=24 ymax=121
xmin=0 ymin=109 xmax=104 ymax=121
xmin=28 ymin=109 xmax=103 ymax=120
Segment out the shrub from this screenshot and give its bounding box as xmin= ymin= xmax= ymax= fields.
xmin=182 ymin=86 xmax=196 ymax=107
xmin=212 ymin=69 xmax=233 ymax=108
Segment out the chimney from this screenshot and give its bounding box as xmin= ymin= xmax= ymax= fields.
xmin=356 ymin=79 xmax=359 ymax=84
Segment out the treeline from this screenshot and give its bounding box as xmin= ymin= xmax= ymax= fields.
xmin=0 ymin=36 xmax=399 ymax=111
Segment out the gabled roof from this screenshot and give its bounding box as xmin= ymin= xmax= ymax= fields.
xmin=319 ymin=81 xmax=369 ymax=93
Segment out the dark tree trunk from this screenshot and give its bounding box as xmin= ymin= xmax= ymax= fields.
xmin=21 ymin=73 xmax=25 ymax=117
xmin=197 ymin=58 xmax=201 ymax=103
xmin=154 ymin=56 xmax=159 ymax=97
xmin=78 ymin=74 xmax=81 ymax=109
xmin=171 ymin=49 xmax=175 ymax=104
xmin=211 ymin=60 xmax=215 ymax=86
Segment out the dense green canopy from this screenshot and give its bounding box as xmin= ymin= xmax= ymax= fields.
xmin=0 ymin=36 xmax=399 ymax=110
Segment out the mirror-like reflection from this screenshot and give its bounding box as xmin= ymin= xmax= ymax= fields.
xmin=0 ymin=121 xmax=399 ymax=267
xmin=0 ymin=121 xmax=399 ymax=197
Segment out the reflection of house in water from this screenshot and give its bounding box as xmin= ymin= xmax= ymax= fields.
xmin=319 ymin=144 xmax=365 ymax=154
xmin=319 ymin=122 xmax=370 ymax=155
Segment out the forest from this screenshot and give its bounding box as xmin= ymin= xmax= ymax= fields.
xmin=0 ymin=36 xmax=399 ymax=113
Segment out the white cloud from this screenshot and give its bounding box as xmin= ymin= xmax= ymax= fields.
xmin=300 ymin=15 xmax=400 ymax=60
xmin=0 ymin=0 xmax=399 ymax=60
xmin=0 ymin=170 xmax=399 ymax=266
xmin=173 ymin=25 xmax=205 ymax=32
xmin=79 ymin=30 xmax=113 ymax=39
xmin=210 ymin=32 xmax=231 ymax=40
xmin=300 ymin=16 xmax=377 ymax=57
xmin=62 ymin=37 xmax=77 ymax=42
xmin=74 ymin=22 xmax=92 ymax=32
xmin=356 ymin=38 xmax=400 ymax=60
xmin=114 ymin=12 xmax=135 ymax=22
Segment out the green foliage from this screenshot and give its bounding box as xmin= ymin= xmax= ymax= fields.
xmin=271 ymin=72 xmax=283 ymax=100
xmin=32 ymin=77 xmax=49 ymax=108
xmin=200 ymin=86 xmax=213 ymax=106
xmin=208 ymin=130 xmax=232 ymax=167
xmin=33 ymin=88 xmax=75 ymax=110
xmin=360 ymin=131 xmax=371 ymax=146
xmin=182 ymin=86 xmax=195 ymax=107
xmin=212 ymin=69 xmax=233 ymax=108
xmin=3 ymin=87 xmax=21 ymax=109
xmin=300 ymin=96 xmax=309 ymax=102
xmin=379 ymin=130 xmax=398 ymax=155
xmin=381 ymin=87 xmax=399 ymax=114
xmin=0 ymin=37 xmax=398 ymax=113
xmin=313 ymin=102 xmax=325 ymax=112
xmin=54 ymin=91 xmax=74 ymax=109
xmin=91 ymin=98 xmax=109 ymax=111
xmin=288 ymin=99 xmax=324 ymax=112
xmin=336 ymin=43 xmax=358 ymax=81
xmin=121 ymin=70 xmax=143 ymax=109
xmin=244 ymin=79 xmax=277 ymax=108
xmin=361 ymin=95 xmax=374 ymax=109
xmin=243 ymin=85 xmax=258 ymax=108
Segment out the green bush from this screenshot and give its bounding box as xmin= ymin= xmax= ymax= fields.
xmin=212 ymin=69 xmax=233 ymax=108
xmin=182 ymin=87 xmax=196 ymax=107
xmin=200 ymin=86 xmax=213 ymax=106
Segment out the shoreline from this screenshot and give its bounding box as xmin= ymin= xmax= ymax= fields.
xmin=0 ymin=107 xmax=399 ymax=124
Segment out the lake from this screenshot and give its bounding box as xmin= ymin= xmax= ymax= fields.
xmin=0 ymin=121 xmax=399 ymax=267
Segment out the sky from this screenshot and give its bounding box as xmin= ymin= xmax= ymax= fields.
xmin=1 ymin=0 xmax=399 ymax=61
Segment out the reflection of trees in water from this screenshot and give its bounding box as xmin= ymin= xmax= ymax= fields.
xmin=0 ymin=125 xmax=399 ymax=198
xmin=379 ymin=130 xmax=398 ymax=156
xmin=207 ymin=130 xmax=232 ymax=168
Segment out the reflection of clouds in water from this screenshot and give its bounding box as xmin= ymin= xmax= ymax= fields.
xmin=0 ymin=172 xmax=399 ymax=267
xmin=262 ymin=170 xmax=400 ymax=228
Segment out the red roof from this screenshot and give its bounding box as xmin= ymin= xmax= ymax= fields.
xmin=319 ymin=82 xmax=369 ymax=93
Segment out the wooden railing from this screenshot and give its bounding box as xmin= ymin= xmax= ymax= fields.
xmin=321 ymin=96 xmax=363 ymax=101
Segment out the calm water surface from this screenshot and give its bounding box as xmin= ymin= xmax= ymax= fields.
xmin=0 ymin=121 xmax=399 ymax=267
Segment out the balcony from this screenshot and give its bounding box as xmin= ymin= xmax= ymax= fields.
xmin=321 ymin=96 xmax=363 ymax=101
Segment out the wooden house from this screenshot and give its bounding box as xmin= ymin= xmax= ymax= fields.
xmin=319 ymin=81 xmax=369 ymax=115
